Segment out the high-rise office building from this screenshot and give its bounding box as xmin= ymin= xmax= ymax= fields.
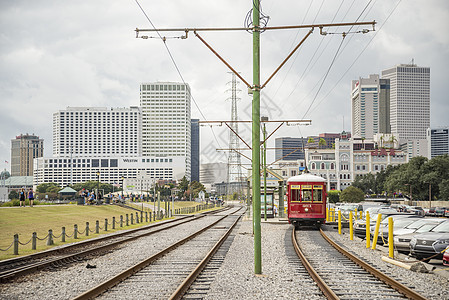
xmin=11 ymin=134 xmax=44 ymax=176
xmin=351 ymin=74 xmax=390 ymax=139
xmin=427 ymin=127 xmax=449 ymax=158
xmin=53 ymin=107 xmax=142 ymax=158
xmin=381 ymin=64 xmax=430 ymax=142
xmin=140 ymin=82 xmax=191 ymax=179
xmin=275 ymin=137 xmax=306 ymax=161
xmin=191 ymin=119 xmax=200 ymax=182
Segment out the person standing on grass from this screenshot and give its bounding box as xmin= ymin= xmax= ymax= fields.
xmin=28 ymin=188 xmax=35 ymax=207
xmin=19 ymin=188 xmax=26 ymax=207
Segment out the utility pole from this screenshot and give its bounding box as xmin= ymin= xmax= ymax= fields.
xmin=135 ymin=1 xmax=375 ymax=275
xmin=252 ymin=0 xmax=262 ymax=274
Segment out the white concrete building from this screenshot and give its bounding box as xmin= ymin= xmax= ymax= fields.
xmin=33 ymin=156 xmax=186 ymax=188
xmin=381 ymin=64 xmax=430 ymax=150
xmin=140 ymin=82 xmax=191 ymax=179
xmin=53 ymin=107 xmax=142 ymax=158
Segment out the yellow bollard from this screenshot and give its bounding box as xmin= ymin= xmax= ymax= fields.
xmin=354 ymin=209 xmax=358 ymax=220
xmin=359 ymin=210 xmax=363 ymax=220
xmin=366 ymin=211 xmax=370 ymax=248
xmin=326 ymin=207 xmax=329 ymax=222
xmin=388 ymin=217 xmax=394 ymax=258
xmin=349 ymin=211 xmax=353 ymax=240
xmin=338 ymin=210 xmax=342 ymax=235
xmin=371 ymin=213 xmax=382 ymax=250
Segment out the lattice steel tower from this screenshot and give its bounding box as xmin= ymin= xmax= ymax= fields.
xmin=226 ymin=73 xmax=244 ymax=198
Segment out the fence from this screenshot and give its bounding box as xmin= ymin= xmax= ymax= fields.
xmin=1 ymin=203 xmax=217 ymax=256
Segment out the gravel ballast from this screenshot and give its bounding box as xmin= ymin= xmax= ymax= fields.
xmin=324 ymin=226 xmax=449 ymax=300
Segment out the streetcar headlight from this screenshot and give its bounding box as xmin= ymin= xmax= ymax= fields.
xmin=305 ymin=208 xmax=309 ymax=212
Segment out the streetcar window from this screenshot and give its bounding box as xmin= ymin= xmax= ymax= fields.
xmin=313 ymin=185 xmax=323 ymax=202
xmin=290 ymin=187 xmax=300 ymax=202
xmin=301 ymin=188 xmax=312 ymax=202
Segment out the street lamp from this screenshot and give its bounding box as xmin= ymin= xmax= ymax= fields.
xmin=96 ymin=171 xmax=100 ymax=201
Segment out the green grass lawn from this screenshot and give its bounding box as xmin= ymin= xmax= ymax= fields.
xmin=0 ymin=205 xmax=151 ymax=260
xmin=0 ymin=202 xmax=217 ymax=260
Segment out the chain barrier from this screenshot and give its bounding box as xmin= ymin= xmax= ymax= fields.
xmin=18 ymin=237 xmax=33 ymax=246
xmin=52 ymin=232 xmax=63 ymax=239
xmin=0 ymin=242 xmax=14 ymax=251
xmin=77 ymin=228 xmax=86 ymax=235
xmin=36 ymin=233 xmax=50 ymax=241
xmin=65 ymin=231 xmax=75 ymax=238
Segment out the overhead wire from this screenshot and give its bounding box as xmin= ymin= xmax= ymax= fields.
xmin=308 ymin=0 xmax=401 ymax=116
xmin=300 ymin=0 xmax=374 ymax=119
xmin=134 ymin=0 xmax=227 ymax=159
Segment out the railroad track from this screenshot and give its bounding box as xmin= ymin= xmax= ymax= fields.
xmin=292 ymin=227 xmax=428 ymax=300
xmin=0 ymin=206 xmax=229 ymax=283
xmin=73 ymin=206 xmax=244 ymax=299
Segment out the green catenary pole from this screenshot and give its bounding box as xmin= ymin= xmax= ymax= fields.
xmin=252 ymin=0 xmax=262 ymax=275
xmin=263 ymin=122 xmax=267 ymax=221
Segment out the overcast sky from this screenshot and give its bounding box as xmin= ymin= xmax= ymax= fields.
xmin=1 ymin=0 xmax=448 ymax=171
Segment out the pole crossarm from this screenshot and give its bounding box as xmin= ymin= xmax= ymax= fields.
xmin=136 ymin=21 xmax=376 ymax=92
xmin=135 ymin=21 xmax=376 ymax=34
xmin=198 ymin=119 xmax=311 ymax=124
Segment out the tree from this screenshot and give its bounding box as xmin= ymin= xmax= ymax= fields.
xmin=178 ymin=176 xmax=189 ymax=199
xmin=351 ymin=173 xmax=376 ymax=194
xmin=307 ymin=137 xmax=315 ymax=144
xmin=340 ymin=186 xmax=364 ymax=203
xmin=72 ymin=181 xmax=114 ymax=194
xmin=388 ymin=135 xmax=397 ymax=148
xmin=318 ymin=138 xmax=326 ymax=148
xmin=327 ymin=190 xmax=341 ymax=203
xmin=37 ymin=182 xmax=60 ymax=193
xmin=8 ymin=190 xmax=18 ymax=200
xmin=190 ymin=181 xmax=206 ymax=198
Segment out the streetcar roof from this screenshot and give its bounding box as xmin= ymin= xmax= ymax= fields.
xmin=287 ymin=173 xmax=326 ymax=183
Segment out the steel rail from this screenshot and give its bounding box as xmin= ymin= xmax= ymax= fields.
xmin=169 ymin=210 xmax=244 ymax=299
xmin=73 ymin=207 xmax=242 ymax=300
xmin=319 ymin=229 xmax=428 ymax=300
xmin=0 ymin=207 xmax=229 ymax=282
xmin=291 ymin=228 xmax=339 ymax=300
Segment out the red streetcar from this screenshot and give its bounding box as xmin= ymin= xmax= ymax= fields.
xmin=287 ymin=173 xmax=327 ymax=228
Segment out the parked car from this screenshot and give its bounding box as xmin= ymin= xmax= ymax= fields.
xmin=428 ymin=207 xmax=436 ymax=216
xmin=393 ymin=221 xmax=447 ymax=253
xmin=443 ymin=248 xmax=449 ymax=266
xmin=409 ymin=206 xmax=425 ymax=217
xmin=410 ymin=221 xmax=449 ymax=261
xmin=444 ymin=208 xmax=449 ymax=218
xmin=423 ymin=208 xmax=430 ymax=216
xmin=435 ymin=207 xmax=447 ymax=217
xmin=353 ymin=210 xmax=394 ymax=239
xmin=392 ymin=218 xmax=447 ymax=236
xmin=372 ymin=216 xmax=422 ymax=246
